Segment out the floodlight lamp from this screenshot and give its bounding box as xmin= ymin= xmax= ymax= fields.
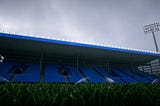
xmin=143 ymin=22 xmax=160 ymax=34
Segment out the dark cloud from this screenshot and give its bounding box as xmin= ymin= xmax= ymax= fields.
xmin=0 ymin=0 xmax=160 ymax=51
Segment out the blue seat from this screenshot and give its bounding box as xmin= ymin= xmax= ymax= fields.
xmin=44 ymin=64 xmax=66 ymax=83
xmin=14 ymin=63 xmax=40 ymax=82
xmin=64 ymin=65 xmax=83 ymax=83
xmin=95 ymin=67 xmax=123 ymax=83
xmin=0 ymin=62 xmax=15 ymax=81
xmin=112 ymin=69 xmax=137 ymax=83
xmin=118 ymin=68 xmax=150 ymax=83
xmin=80 ymin=66 xmax=105 ymax=83
xmin=136 ymin=70 xmax=156 ymax=81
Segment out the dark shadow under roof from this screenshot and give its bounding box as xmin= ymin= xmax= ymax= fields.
xmin=0 ymin=32 xmax=160 ymax=64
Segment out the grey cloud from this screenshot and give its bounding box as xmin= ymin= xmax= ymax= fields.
xmin=0 ymin=0 xmax=159 ymax=51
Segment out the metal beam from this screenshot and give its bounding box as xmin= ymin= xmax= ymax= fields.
xmin=40 ymin=51 xmax=45 ymax=82
xmin=152 ymin=31 xmax=159 ymax=52
xmin=76 ymin=56 xmax=79 ymax=76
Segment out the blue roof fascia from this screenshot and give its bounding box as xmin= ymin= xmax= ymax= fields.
xmin=0 ymin=32 xmax=160 ymax=57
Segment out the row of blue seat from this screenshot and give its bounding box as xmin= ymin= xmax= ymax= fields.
xmin=14 ymin=64 xmax=40 ymax=82
xmin=0 ymin=62 xmax=13 ymax=80
xmin=0 ymin=62 xmax=157 ymax=83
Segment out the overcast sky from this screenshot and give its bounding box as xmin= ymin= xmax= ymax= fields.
xmin=0 ymin=0 xmax=160 ymax=51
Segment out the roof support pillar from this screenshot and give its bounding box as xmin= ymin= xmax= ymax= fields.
xmin=106 ymin=58 xmax=110 ymax=73
xmin=76 ymin=56 xmax=79 ymax=76
xmin=142 ymin=66 xmax=145 ymax=72
xmin=40 ymin=51 xmax=43 ymax=69
xmin=131 ymin=62 xmax=136 ymax=77
xmin=40 ymin=51 xmax=45 ymax=82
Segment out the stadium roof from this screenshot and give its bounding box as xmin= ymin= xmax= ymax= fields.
xmin=0 ymin=32 xmax=160 ymax=64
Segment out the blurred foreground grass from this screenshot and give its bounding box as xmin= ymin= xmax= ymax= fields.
xmin=0 ymin=83 xmax=160 ymax=106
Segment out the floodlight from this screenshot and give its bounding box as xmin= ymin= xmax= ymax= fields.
xmin=143 ymin=22 xmax=160 ymax=52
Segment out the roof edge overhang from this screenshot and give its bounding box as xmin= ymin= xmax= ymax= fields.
xmin=0 ymin=32 xmax=160 ymax=65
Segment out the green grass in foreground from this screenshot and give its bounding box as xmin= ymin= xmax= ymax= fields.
xmin=0 ymin=83 xmax=160 ymax=106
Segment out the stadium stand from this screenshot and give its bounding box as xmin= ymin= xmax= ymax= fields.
xmin=0 ymin=32 xmax=160 ymax=83
xmin=0 ymin=61 xmax=158 ymax=83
